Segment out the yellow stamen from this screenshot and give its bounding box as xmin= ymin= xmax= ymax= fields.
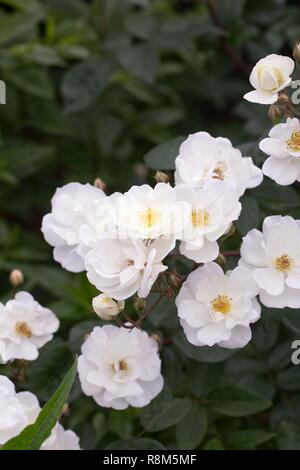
xmin=112 ymin=359 xmax=128 ymax=373
xmin=211 ymin=295 xmax=231 ymax=315
xmin=191 ymin=209 xmax=209 ymax=228
xmin=139 ymin=208 xmax=159 ymax=228
xmin=15 ymin=321 xmax=32 ymax=338
xmin=212 ymin=161 xmax=226 ymax=180
xmin=275 ymin=254 xmax=293 ymax=272
xmin=287 ymin=131 xmax=300 ymax=152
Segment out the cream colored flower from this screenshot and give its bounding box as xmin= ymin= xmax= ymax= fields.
xmin=244 ymin=54 xmax=294 ymax=104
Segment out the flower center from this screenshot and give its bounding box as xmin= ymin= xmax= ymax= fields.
xmin=138 ymin=207 xmax=159 ymax=228
xmin=191 ymin=209 xmax=209 ymax=228
xmin=287 ymin=131 xmax=300 ymax=152
xmin=112 ymin=359 xmax=128 ymax=374
xmin=211 ymin=295 xmax=232 ymax=315
xmin=15 ymin=321 xmax=32 ymax=338
xmin=258 ymin=66 xmax=284 ymax=91
xmin=212 ymin=161 xmax=226 ymax=180
xmin=275 ymin=254 xmax=293 ymax=272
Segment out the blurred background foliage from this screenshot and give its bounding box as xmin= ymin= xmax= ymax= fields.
xmin=0 ymin=0 xmax=300 ymax=450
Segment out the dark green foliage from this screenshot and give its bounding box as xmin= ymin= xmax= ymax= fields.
xmin=1 ymin=0 xmax=300 ymax=450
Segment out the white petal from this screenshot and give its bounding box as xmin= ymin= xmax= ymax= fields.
xmin=244 ymin=90 xmax=278 ymax=104
xmin=253 ymin=267 xmax=284 ymax=295
xmin=240 ymin=229 xmax=267 ymax=267
xmin=219 ymin=325 xmax=252 ymax=349
xmin=262 ymin=156 xmax=300 ymax=185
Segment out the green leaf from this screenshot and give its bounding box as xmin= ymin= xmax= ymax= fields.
xmin=0 ymin=7 xmax=45 ymax=46
xmin=237 ymin=196 xmax=260 ymax=236
xmin=117 ymin=44 xmax=159 ymax=84
xmin=276 ymin=366 xmax=300 ymax=391
xmin=203 ymin=438 xmax=224 ymax=450
xmin=173 ymin=332 xmax=235 ymax=363
xmin=210 ymin=385 xmax=272 ymax=417
xmin=2 ymin=142 xmax=55 ymax=178
xmin=5 ymin=66 xmax=54 ymax=99
xmin=106 ymin=438 xmax=165 ymax=450
xmin=277 ymin=421 xmax=300 ymax=450
xmin=226 ymin=430 xmax=276 ymax=449
xmin=61 ymin=59 xmax=111 ymax=113
xmin=186 ymin=361 xmax=225 ymax=397
xmin=141 ymin=390 xmax=191 ymax=432
xmin=25 ymin=338 xmax=74 ymax=401
xmin=2 ymin=358 xmax=77 ymax=450
xmin=176 ymin=404 xmax=207 ymax=450
xmin=282 ymin=309 xmax=300 ymax=335
xmin=144 ymin=136 xmax=186 ymax=170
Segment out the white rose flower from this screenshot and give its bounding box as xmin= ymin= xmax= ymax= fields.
xmin=77 ymin=192 xmax=121 ymax=259
xmin=78 ymin=325 xmax=163 ymax=410
xmin=116 ymin=183 xmax=185 ymax=239
xmin=0 ymin=375 xmax=40 ymax=445
xmin=176 ymin=262 xmax=260 ymax=349
xmin=240 ymin=215 xmax=300 ymax=308
xmin=85 ymin=238 xmax=175 ymax=300
xmin=0 ymin=292 xmax=59 ymax=363
xmin=260 ymin=117 xmax=300 ymax=185
xmin=175 ymin=181 xmax=241 ymax=263
xmin=174 ymin=131 xmax=262 ymax=197
xmin=244 ymin=54 xmax=294 ymax=104
xmin=41 ymin=182 xmax=107 ymax=272
xmin=41 ymin=423 xmax=80 ymax=450
xmin=92 ymin=294 xmax=125 ymax=320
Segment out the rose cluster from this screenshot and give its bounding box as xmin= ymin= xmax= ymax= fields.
xmin=1 ymin=50 xmax=299 ymax=446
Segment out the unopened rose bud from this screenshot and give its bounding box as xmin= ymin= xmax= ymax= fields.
xmin=216 ymin=253 xmax=226 ymax=266
xmin=293 ymin=42 xmax=300 ymax=65
xmin=9 ymin=269 xmax=24 ymax=287
xmin=151 ymin=333 xmax=161 ymax=345
xmin=225 ymin=223 xmax=235 ymax=237
xmin=92 ymin=294 xmax=124 ymax=320
xmin=277 ymin=93 xmax=289 ymax=107
xmin=268 ymin=104 xmax=282 ymax=121
xmin=133 ymin=296 xmax=146 ymax=313
xmin=94 ymin=177 xmax=106 ymax=191
xmin=155 ymin=171 xmax=169 ymax=183
xmin=61 ymin=403 xmax=70 ymax=417
xmin=168 ymin=272 xmax=182 ymax=289
xmin=134 ymin=163 xmax=148 ymax=179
